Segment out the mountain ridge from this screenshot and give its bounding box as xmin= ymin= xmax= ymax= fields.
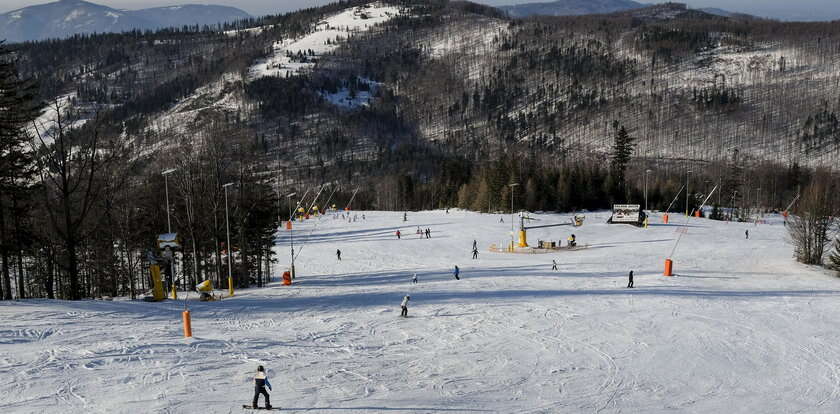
xmin=0 ymin=0 xmax=250 ymax=43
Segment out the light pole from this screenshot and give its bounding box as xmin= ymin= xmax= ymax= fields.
xmin=686 ymin=170 xmax=692 ymax=216
xmin=162 ymin=168 xmax=176 ymax=234
xmin=223 ymin=182 xmax=235 ymax=296
xmin=286 ymin=192 xmax=297 ymax=279
xmin=161 ymin=168 xmax=177 ymax=297
xmin=644 ymin=169 xmax=652 ymax=211
xmin=508 ymin=183 xmax=519 ymax=250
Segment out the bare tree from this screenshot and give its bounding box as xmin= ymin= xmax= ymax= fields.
xmin=787 ymin=169 xmax=837 ymax=265
xmin=31 ymin=99 xmax=119 ymax=300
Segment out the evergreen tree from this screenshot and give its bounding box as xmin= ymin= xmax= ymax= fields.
xmin=609 ymin=122 xmax=635 ymax=200
xmin=0 ymin=43 xmax=39 ymax=300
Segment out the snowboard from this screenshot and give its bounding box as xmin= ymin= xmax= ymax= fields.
xmin=242 ymin=405 xmax=279 ymax=410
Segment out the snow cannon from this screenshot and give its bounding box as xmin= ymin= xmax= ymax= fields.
xmin=197 ymin=280 xmax=213 ymax=292
xmin=196 ymin=280 xmax=216 ymax=301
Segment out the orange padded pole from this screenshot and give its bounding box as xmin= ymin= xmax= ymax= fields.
xmin=182 ymin=310 xmax=192 ymax=338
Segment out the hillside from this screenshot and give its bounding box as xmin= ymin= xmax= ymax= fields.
xmin=0 ymin=0 xmax=250 ymax=43
xmin=2 ymin=209 xmax=839 ymax=412
xmin=498 ymin=0 xmax=644 ymax=17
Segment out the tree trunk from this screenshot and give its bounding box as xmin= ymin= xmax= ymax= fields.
xmin=0 ymin=196 xmax=11 ymax=300
xmin=45 ymin=247 xmax=54 ymax=299
xmin=12 ymin=196 xmax=24 ymax=299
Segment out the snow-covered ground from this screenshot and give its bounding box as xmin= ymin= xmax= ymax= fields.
xmin=248 ymin=3 xmax=402 ymax=80
xmin=2 ymin=210 xmax=840 ymax=413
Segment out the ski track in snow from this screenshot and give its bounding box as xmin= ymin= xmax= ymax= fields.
xmin=2 ymin=210 xmax=840 ymax=413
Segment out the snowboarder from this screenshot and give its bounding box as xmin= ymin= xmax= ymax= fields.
xmin=567 ymin=234 xmax=577 ymax=248
xmin=627 ymin=270 xmax=634 ymax=288
xmin=745 ymin=229 xmax=749 ymax=239
xmin=252 ymin=365 xmax=272 ymax=410
xmin=472 ymin=248 xmax=479 ymax=259
xmin=400 ymin=295 xmax=410 ymax=317
xmin=552 ymin=259 xmax=558 ymax=271
xmin=336 ymin=249 xmax=341 ymax=261
xmin=396 ymin=230 xmax=401 ymax=240
xmin=453 ymin=265 xmax=460 ymax=280
xmin=412 ymin=273 xmax=418 ymax=284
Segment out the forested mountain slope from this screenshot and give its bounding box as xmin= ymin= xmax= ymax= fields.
xmin=13 ymin=0 xmax=840 ymax=211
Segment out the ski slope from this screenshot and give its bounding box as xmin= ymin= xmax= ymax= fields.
xmin=2 ymin=210 xmax=840 ymax=413
xmin=248 ymin=3 xmax=401 ymax=80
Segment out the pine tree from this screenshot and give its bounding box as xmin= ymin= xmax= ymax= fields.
xmin=0 ymin=43 xmax=39 ymax=300
xmin=609 ymin=122 xmax=635 ymax=201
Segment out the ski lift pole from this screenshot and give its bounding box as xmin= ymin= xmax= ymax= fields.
xmin=305 ymin=184 xmax=329 ymax=216
xmin=321 ymin=183 xmax=340 ymax=214
xmin=664 ymin=185 xmax=685 ymax=214
xmin=784 ymin=194 xmax=800 ymax=214
xmin=345 ymin=188 xmax=360 ymax=210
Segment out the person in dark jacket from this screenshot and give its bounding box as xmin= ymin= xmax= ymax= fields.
xmin=627 ymin=270 xmax=634 ymax=288
xmin=252 ymin=365 xmax=272 ymax=409
xmin=453 ymin=265 xmax=460 ymax=280
xmin=552 ymin=259 xmax=558 ymax=271
xmin=745 ymin=229 xmax=749 ymax=239
xmin=336 ymin=249 xmax=341 ymax=261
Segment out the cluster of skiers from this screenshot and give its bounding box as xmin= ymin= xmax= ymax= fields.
xmin=338 ymin=213 xmax=364 ymax=222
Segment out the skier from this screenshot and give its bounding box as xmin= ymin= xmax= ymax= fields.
xmin=552 ymin=259 xmax=558 ymax=271
xmin=453 ymin=265 xmax=460 ymax=280
xmin=396 ymin=230 xmax=401 ymax=240
xmin=252 ymin=365 xmax=272 ymax=410
xmin=472 ymin=248 xmax=479 ymax=259
xmin=627 ymin=270 xmax=634 ymax=288
xmin=472 ymin=239 xmax=477 ymax=250
xmin=362 ymin=214 xmax=366 ymax=220
xmin=336 ymin=249 xmax=341 ymax=261
xmin=412 ymin=273 xmax=418 ymax=284
xmin=400 ymin=295 xmax=410 ymax=317
xmin=500 ymin=217 xmax=504 ymax=223
xmin=745 ymin=229 xmax=749 ymax=240
xmin=403 ymin=212 xmax=408 ymax=222
xmin=567 ymin=234 xmax=577 ymax=248
xmin=417 ymin=226 xmax=421 ymax=235
xmin=425 ymin=228 xmax=431 ymax=239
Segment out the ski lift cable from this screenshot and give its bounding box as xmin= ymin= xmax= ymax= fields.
xmin=294 ymin=183 xmax=340 ymax=261
xmin=668 ymin=185 xmax=718 ymax=259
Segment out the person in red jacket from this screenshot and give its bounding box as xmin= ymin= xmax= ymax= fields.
xmin=396 ymin=230 xmax=401 ymax=239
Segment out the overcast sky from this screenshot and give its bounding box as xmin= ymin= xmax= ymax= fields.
xmin=2 ymin=0 xmax=840 ymax=21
